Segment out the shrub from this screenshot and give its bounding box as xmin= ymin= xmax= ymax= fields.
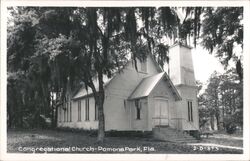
xmin=225 ymin=122 xmax=237 ymax=134
xmin=189 ymin=130 xmax=201 ymax=140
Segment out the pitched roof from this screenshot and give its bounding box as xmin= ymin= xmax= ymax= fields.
xmin=73 ymin=75 xmax=113 ymax=100
xmin=128 ymin=72 xmax=182 ymax=101
xmin=73 ymin=54 xmax=182 ymax=101
xmin=73 ymin=56 xmax=133 ymax=100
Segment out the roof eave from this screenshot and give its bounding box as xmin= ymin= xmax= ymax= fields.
xmin=127 ymin=95 xmax=148 ymax=101
xmin=72 ymin=92 xmax=94 ymax=101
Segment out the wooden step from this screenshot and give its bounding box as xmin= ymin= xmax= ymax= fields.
xmin=152 ymin=127 xmax=198 ymax=143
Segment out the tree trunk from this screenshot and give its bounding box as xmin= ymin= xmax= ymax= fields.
xmin=97 ymin=93 xmax=105 ymax=142
xmin=19 ymin=93 xmax=25 ymax=128
xmin=215 ymin=114 xmax=220 ymax=130
xmin=19 ymin=105 xmax=23 ymax=128
xmin=55 ymin=106 xmax=58 ymax=128
xmin=51 ymin=105 xmax=55 ymax=128
xmin=210 ymin=115 xmax=214 ymax=130
xmin=7 ymin=101 xmax=14 ymax=128
xmin=8 ymin=111 xmax=12 ymax=128
xmin=97 ymin=72 xmax=105 ymax=143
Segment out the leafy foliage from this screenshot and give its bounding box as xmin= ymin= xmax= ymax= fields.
xmin=200 ymin=7 xmax=243 ymax=80
xmin=225 ymin=121 xmax=237 ymax=134
xmin=198 ymin=69 xmax=243 ymax=131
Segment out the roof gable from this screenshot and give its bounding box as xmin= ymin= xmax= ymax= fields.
xmin=128 ymin=72 xmax=182 ymax=101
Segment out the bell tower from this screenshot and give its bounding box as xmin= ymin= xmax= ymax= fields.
xmin=166 ymin=42 xmax=199 ymax=131
xmin=167 ymin=43 xmax=196 ymax=86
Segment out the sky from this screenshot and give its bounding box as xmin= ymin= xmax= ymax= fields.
xmin=192 ymin=45 xmax=224 ymax=83
xmin=176 ymin=8 xmax=225 ymax=84
xmin=176 ymin=8 xmax=227 ymax=85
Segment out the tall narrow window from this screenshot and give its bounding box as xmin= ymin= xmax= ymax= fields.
xmin=85 ymin=98 xmax=89 ymax=121
xmin=64 ymin=103 xmax=66 ymax=122
xmin=135 ymin=99 xmax=141 ymax=120
xmin=66 ymin=102 xmax=69 ymax=122
xmin=95 ymin=101 xmax=98 ymax=120
xmin=188 ymin=101 xmax=193 ymax=122
xmin=70 ymin=101 xmax=72 ymax=122
xmin=78 ymin=100 xmax=81 ymax=121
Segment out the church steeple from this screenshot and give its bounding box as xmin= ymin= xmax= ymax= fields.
xmin=167 ymin=42 xmax=196 ymax=87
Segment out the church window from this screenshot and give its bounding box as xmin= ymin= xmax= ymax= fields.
xmin=85 ymin=98 xmax=90 ymax=121
xmin=188 ymin=100 xmax=193 ymax=122
xmin=78 ymin=100 xmax=81 ymax=121
xmin=135 ymin=99 xmax=141 ymax=120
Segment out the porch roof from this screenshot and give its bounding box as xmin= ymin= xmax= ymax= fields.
xmin=128 ymin=72 xmax=182 ymax=101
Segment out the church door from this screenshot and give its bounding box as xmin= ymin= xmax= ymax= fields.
xmin=153 ymin=98 xmax=169 ymax=127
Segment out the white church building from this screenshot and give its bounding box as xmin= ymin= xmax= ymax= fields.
xmin=57 ymin=43 xmax=199 ymax=132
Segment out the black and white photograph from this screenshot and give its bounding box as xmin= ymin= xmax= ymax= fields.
xmin=1 ymin=0 xmax=250 ymax=160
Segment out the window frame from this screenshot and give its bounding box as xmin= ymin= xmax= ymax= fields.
xmin=64 ymin=103 xmax=66 ymax=122
xmin=85 ymin=98 xmax=90 ymax=121
xmin=135 ymin=99 xmax=141 ymax=120
xmin=78 ymin=100 xmax=81 ymax=122
xmin=69 ymin=101 xmax=72 ymax=122
xmin=187 ymin=100 xmax=193 ymax=122
xmin=66 ymin=102 xmax=69 ymax=122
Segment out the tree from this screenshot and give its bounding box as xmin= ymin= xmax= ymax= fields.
xmin=7 ymin=7 xmax=81 ymax=128
xmin=7 ymin=7 xmax=48 ymax=128
xmin=205 ymin=72 xmax=221 ymax=130
xmin=196 ymin=80 xmax=210 ymax=128
xmin=219 ymin=69 xmax=243 ymax=128
xmin=198 ymin=69 xmax=243 ymax=131
xmin=200 ymin=7 xmax=243 ymax=81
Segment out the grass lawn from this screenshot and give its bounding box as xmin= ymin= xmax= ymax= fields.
xmin=7 ymin=129 xmax=243 ymax=154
